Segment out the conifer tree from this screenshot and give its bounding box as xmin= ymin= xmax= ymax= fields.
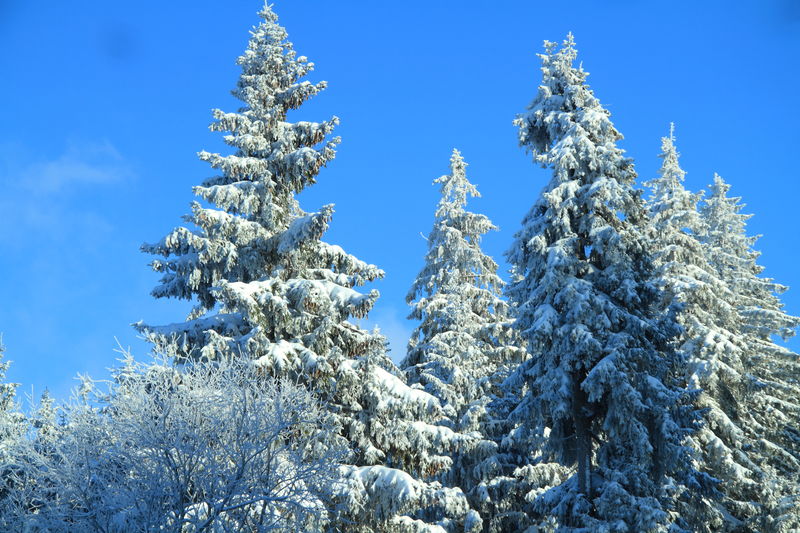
xmin=699 ymin=175 xmax=800 ymax=531
xmin=504 ymin=35 xmax=692 ymax=531
xmin=644 ymin=128 xmax=751 ymax=531
xmin=403 ymin=149 xmax=522 ymax=428
xmin=137 ymin=5 xmax=477 ymax=531
xmin=401 ymin=150 xmax=526 ymax=523
xmin=0 ymin=341 xmax=26 ymax=523
xmin=0 ymin=342 xmax=23 ymax=462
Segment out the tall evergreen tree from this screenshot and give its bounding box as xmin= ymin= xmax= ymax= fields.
xmin=505 ymin=35 xmax=692 ymax=531
xmin=644 ymin=127 xmax=750 ymax=531
xmin=401 ymin=150 xmax=526 ymax=525
xmin=699 ymin=175 xmax=800 ymax=531
xmin=0 ymin=341 xmax=26 ymax=522
xmin=403 ymin=149 xmax=522 ymax=429
xmin=137 ymin=5 xmax=477 ymax=531
xmin=0 ymin=342 xmax=23 ymax=463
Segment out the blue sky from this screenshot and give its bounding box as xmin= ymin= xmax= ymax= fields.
xmin=1 ymin=1 xmax=798 ymax=401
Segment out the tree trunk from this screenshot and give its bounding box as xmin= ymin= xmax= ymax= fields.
xmin=572 ymin=375 xmax=592 ymax=497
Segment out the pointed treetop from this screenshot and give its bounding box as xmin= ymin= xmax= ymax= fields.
xmin=433 ymin=148 xmax=479 ymax=211
xmin=658 ymin=123 xmax=686 ymax=188
xmin=231 ymin=1 xmax=327 ymax=127
xmin=702 ymin=174 xmax=758 ymax=265
xmin=408 ymin=149 xmax=500 ymax=303
xmin=705 ymin=174 xmax=754 ymax=225
xmin=545 ymin=32 xmax=577 ymax=58
xmin=643 ymin=124 xmax=704 ymax=237
xmin=518 ymin=33 xmax=623 ymax=178
xmin=538 ymin=33 xmax=579 ymax=82
xmin=709 ymin=173 xmax=732 ymax=200
xmin=257 ymin=2 xmax=278 ymax=22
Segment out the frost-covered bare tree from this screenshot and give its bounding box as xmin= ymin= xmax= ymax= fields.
xmin=2 ymin=354 xmax=341 ymax=532
xmin=698 ymin=175 xmax=800 ymax=532
xmin=135 ymin=4 xmax=477 ymax=531
xmin=504 ymin=35 xmax=694 ymax=531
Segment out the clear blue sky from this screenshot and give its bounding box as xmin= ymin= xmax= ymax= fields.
xmin=1 ymin=1 xmax=798 ymax=401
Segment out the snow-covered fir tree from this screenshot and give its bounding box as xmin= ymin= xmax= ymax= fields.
xmin=403 ymin=149 xmax=522 ymax=429
xmin=136 ymin=4 xmax=477 ymax=531
xmin=699 ymin=175 xmax=800 ymax=532
xmin=401 ymin=149 xmax=526 ymax=523
xmin=504 ymin=35 xmax=694 ymax=531
xmin=0 ymin=341 xmax=26 ymax=525
xmin=644 ymin=127 xmax=753 ymax=531
xmin=0 ymin=342 xmax=23 ymax=463
xmin=0 ymin=388 xmax=61 ymax=530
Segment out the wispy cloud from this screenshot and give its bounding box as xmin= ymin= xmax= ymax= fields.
xmin=19 ymin=139 xmax=133 ymax=195
xmin=0 ymin=138 xmax=132 ymax=248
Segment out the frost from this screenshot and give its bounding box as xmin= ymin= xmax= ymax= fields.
xmin=504 ymin=35 xmax=691 ymax=531
xmin=401 ymin=149 xmax=526 ymax=523
xmin=134 ymin=4 xmax=476 ymax=530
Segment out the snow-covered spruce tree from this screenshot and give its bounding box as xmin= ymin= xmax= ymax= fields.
xmin=0 ymin=388 xmax=61 ymax=530
xmin=504 ymin=35 xmax=693 ymax=531
xmin=403 ymin=149 xmax=524 ymax=429
xmin=0 ymin=341 xmax=26 ymax=525
xmin=699 ymin=175 xmax=800 ymax=531
xmin=644 ymin=127 xmax=754 ymax=531
xmin=401 ymin=149 xmax=526 ymax=519
xmin=136 ymin=5 xmax=476 ymax=532
xmin=0 ymin=342 xmax=24 ymax=463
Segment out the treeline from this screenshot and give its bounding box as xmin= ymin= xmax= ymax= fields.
xmin=0 ymin=3 xmax=798 ymax=532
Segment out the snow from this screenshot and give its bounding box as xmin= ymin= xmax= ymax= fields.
xmin=134 ymin=5 xmax=480 ymax=529
xmin=3 ymin=5 xmax=798 ymax=532
xmin=504 ymin=34 xmax=693 ymax=531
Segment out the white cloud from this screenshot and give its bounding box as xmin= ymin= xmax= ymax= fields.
xmin=0 ymin=139 xmax=131 ymax=247
xmin=21 ymin=139 xmax=133 ymax=194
